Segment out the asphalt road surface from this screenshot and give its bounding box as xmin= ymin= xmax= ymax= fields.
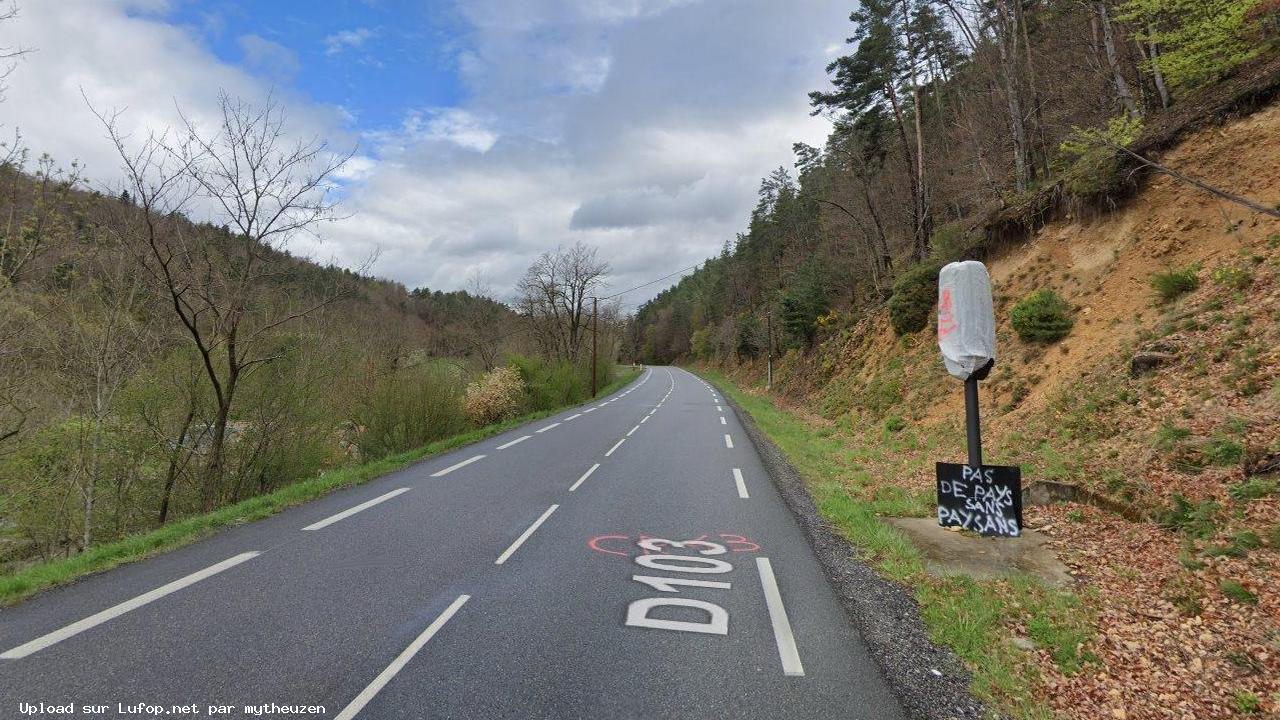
xmin=1 ymin=367 xmax=905 ymax=720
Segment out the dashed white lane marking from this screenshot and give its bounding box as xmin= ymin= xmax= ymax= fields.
xmin=570 ymin=463 xmax=600 ymax=492
xmin=1 ymin=552 xmax=261 ymax=660
xmin=733 ymin=469 xmax=750 ymax=499
xmin=334 ymin=594 xmax=469 ymax=720
xmin=724 ymin=434 xmax=734 ymax=449
xmin=605 ymin=438 xmax=626 ymax=456
xmin=627 ymin=425 xmax=640 ymax=437
xmin=497 ymin=435 xmax=532 ymax=450
xmin=303 ymin=489 xmax=410 ymax=531
xmin=495 ymin=505 xmax=558 ymax=565
xmin=716 ymin=406 xmax=722 ymax=412
xmin=432 ymin=454 xmax=486 ymax=477
xmin=756 ymin=557 xmax=805 ymax=677
xmin=566 ymin=413 xmax=582 ymax=421
xmin=584 ymin=408 xmax=596 ymax=414
xmin=720 ymin=417 xmax=727 ymax=425
xmin=536 ymin=423 xmax=561 ymax=434
xmin=640 ymin=416 xmax=649 ymax=424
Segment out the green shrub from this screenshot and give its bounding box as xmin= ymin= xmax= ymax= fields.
xmin=1157 ymin=494 xmax=1220 ymax=539
xmin=1220 ymin=579 xmax=1258 ymax=605
xmin=1229 ymin=478 xmax=1277 ymax=502
xmin=888 ymin=262 xmax=942 ymax=336
xmin=1150 ymin=266 xmax=1200 ymax=303
xmin=1212 ymin=265 xmax=1253 ymax=290
xmin=507 ymin=353 xmax=595 ymax=412
xmin=1010 ymin=289 xmax=1074 ymax=343
xmin=354 ymin=362 xmax=467 ymax=459
xmin=1232 ymin=692 xmax=1262 ymax=715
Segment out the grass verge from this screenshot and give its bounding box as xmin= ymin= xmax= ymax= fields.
xmin=0 ymin=368 xmax=642 ymax=606
xmin=696 ymin=366 xmax=1094 ymax=720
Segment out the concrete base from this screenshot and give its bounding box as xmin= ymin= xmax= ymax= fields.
xmin=885 ymin=518 xmax=1071 ymax=587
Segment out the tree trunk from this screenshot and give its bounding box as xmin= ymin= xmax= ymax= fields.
xmin=1146 ymin=25 xmax=1172 ymax=109
xmin=994 ymin=0 xmax=1029 ymax=194
xmin=902 ymin=0 xmax=932 ymax=260
xmin=1098 ymin=1 xmax=1140 ymax=119
xmin=159 ymin=405 xmax=197 ymax=525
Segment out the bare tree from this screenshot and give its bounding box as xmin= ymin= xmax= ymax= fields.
xmin=516 ymin=242 xmax=609 ymax=363
xmin=92 ymin=92 xmax=353 ymax=510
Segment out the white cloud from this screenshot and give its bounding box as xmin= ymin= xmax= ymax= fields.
xmin=1 ymin=0 xmax=847 ymax=304
xmin=323 ymin=27 xmax=375 ymax=56
xmin=239 ymin=34 xmax=300 ymax=83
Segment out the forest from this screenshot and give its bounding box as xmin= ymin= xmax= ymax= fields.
xmin=632 ymin=0 xmax=1280 ymax=362
xmin=0 ymin=95 xmax=622 ymax=572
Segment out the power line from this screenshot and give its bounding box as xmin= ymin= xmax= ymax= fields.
xmin=598 ymin=263 xmax=701 ymax=301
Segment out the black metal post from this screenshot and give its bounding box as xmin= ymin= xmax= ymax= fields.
xmin=964 ymin=375 xmax=982 ymax=468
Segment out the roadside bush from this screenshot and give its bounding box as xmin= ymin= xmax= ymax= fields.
xmin=508 ymin=354 xmax=593 ymax=411
xmin=888 ymin=262 xmax=942 ymax=336
xmin=463 ymin=366 xmax=526 ymax=426
xmin=1150 ymin=265 xmax=1200 ymax=303
xmin=1010 ymin=289 xmax=1074 ymax=343
xmin=355 ymin=362 xmax=467 ymax=460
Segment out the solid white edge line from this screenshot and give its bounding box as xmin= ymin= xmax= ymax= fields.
xmin=756 ymin=557 xmax=805 ymax=677
xmin=495 ymin=505 xmax=559 ymax=565
xmin=536 ymin=423 xmax=561 ymax=434
xmin=1 ymin=552 xmax=261 ymax=660
xmin=570 ymin=463 xmax=600 ymax=492
xmin=724 ymin=434 xmax=734 ymax=449
xmin=733 ymin=468 xmax=750 ymax=499
xmin=334 ymin=594 xmax=470 ymax=720
xmin=605 ymin=438 xmax=626 ymax=456
xmin=431 ymin=454 xmax=486 ymax=477
xmin=640 ymin=416 xmax=649 ymax=424
xmin=497 ymin=435 xmax=532 ymax=450
xmin=303 ymin=488 xmax=411 ymax=531
xmin=627 ymin=425 xmax=640 ymax=437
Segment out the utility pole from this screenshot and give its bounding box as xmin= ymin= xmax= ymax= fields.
xmin=765 ymin=310 xmax=773 ymax=390
xmin=591 ymin=296 xmax=599 ymax=397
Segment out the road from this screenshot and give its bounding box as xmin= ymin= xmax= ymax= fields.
xmin=0 ymin=367 xmax=905 ymax=720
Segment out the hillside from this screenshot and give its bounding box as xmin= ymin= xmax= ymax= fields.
xmin=717 ymin=99 xmax=1280 ymax=719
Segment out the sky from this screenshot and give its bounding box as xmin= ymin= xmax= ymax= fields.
xmin=0 ymin=0 xmax=847 ymax=308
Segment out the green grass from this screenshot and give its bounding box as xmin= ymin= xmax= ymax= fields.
xmin=0 ymin=368 xmax=642 ymax=606
xmin=695 ymin=366 xmax=1091 ymax=719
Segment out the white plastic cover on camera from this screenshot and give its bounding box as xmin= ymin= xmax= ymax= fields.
xmin=937 ymin=261 xmax=996 ymax=381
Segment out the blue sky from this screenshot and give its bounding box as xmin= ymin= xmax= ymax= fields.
xmin=4 ymin=0 xmax=847 ymax=304
xmin=165 ymin=0 xmax=464 ymax=130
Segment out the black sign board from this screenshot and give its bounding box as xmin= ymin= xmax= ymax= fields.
xmin=936 ymin=463 xmax=1023 ymax=537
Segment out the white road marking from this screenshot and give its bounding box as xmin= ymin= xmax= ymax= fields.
xmin=334 ymin=595 xmax=469 ymax=720
xmin=303 ymin=489 xmax=410 ymax=531
xmin=566 ymin=413 xmax=582 ymax=421
xmin=0 ymin=552 xmax=261 ymax=660
xmin=724 ymin=434 xmax=734 ymax=449
xmin=536 ymin=423 xmax=561 ymax=434
xmin=640 ymin=416 xmax=649 ymax=424
xmin=495 ymin=505 xmax=558 ymax=565
xmin=497 ymin=435 xmax=532 ymax=450
xmin=716 ymin=406 xmax=722 ymax=412
xmin=431 ymin=454 xmax=486 ymax=477
xmin=584 ymin=408 xmax=596 ymax=414
xmin=733 ymin=469 xmax=750 ymax=499
xmin=570 ymin=463 xmax=600 ymax=492
xmin=627 ymin=425 xmax=640 ymax=437
xmin=720 ymin=416 xmax=727 ymax=425
xmin=605 ymin=438 xmax=626 ymax=456
xmin=756 ymin=557 xmax=805 ymax=676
